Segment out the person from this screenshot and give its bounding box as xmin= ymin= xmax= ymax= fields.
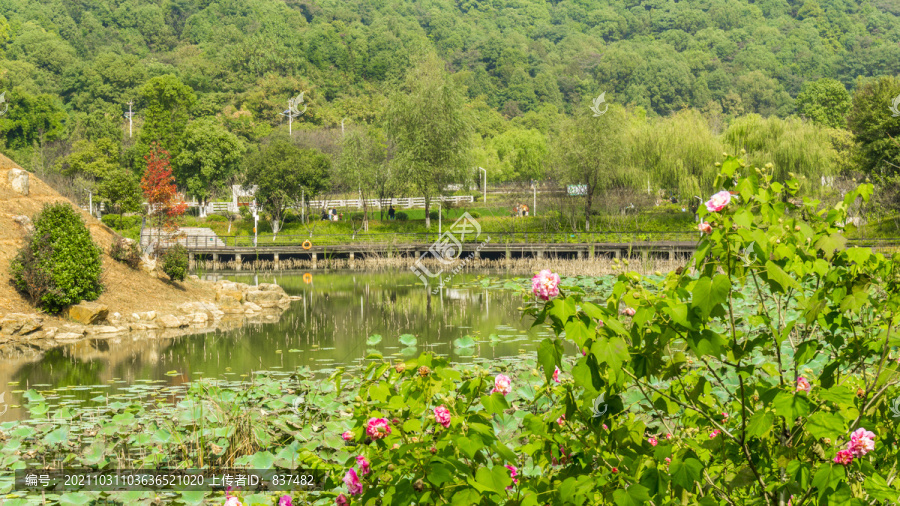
xmin=321 ymin=210 xmax=328 ymax=221
xmin=388 ymin=205 xmax=395 ymax=220
xmin=330 ymin=208 xmax=338 ymax=221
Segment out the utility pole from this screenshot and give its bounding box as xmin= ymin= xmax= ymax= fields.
xmin=125 ymin=101 xmax=134 ymax=138
xmin=478 ymin=167 xmax=487 ymax=205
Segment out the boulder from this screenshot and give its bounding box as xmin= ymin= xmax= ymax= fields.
xmin=61 ymin=324 xmax=86 ymax=335
xmin=136 ymin=311 xmax=157 ymax=321
xmin=55 ymin=332 xmax=83 ymax=340
xmin=67 ymin=302 xmax=109 ymax=325
xmin=188 ymin=312 xmax=209 ymax=325
xmin=159 ymin=315 xmax=183 ymax=328
xmin=84 ymin=326 xmax=124 ymax=335
xmin=0 ymin=313 xmax=43 ymax=336
xmin=12 ymin=215 xmax=34 ymax=234
xmin=245 ymin=290 xmax=282 ymax=306
xmin=129 ymin=322 xmax=160 ymax=331
xmin=44 ymin=327 xmax=58 ymax=338
xmin=8 ymin=168 xmax=30 ymax=196
xmin=243 ymin=302 xmax=262 ymax=312
xmin=210 ymin=309 xmax=224 ymax=320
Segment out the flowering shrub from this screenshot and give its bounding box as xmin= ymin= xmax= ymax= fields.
xmin=335 ymin=156 xmax=900 ymax=505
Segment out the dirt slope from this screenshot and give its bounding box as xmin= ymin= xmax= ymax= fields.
xmin=0 ymin=153 xmax=216 ymax=320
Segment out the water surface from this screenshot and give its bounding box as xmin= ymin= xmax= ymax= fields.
xmin=0 ymin=271 xmax=547 ymax=421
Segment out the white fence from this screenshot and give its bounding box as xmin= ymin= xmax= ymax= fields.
xmin=183 ymin=195 xmax=474 ymax=215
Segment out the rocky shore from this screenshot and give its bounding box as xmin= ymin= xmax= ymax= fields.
xmin=0 ymin=277 xmax=297 ymax=356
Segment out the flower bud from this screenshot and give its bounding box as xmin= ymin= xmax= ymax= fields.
xmin=418 ymin=366 xmax=430 ymax=377
xmin=414 ymin=479 xmax=425 ymax=491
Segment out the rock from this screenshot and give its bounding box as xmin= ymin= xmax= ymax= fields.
xmin=188 ymin=275 xmax=200 ymax=281
xmin=129 ymin=322 xmax=160 ymax=331
xmin=8 ymin=168 xmax=30 ymax=195
xmin=12 ymin=215 xmax=34 ymax=234
xmin=85 ymin=326 xmax=123 ymax=335
xmin=245 ymin=290 xmax=282 ymax=305
xmin=44 ymin=327 xmax=58 ymax=338
xmin=210 ymin=309 xmax=224 ymax=320
xmin=55 ymin=332 xmax=83 ymax=340
xmin=188 ymin=312 xmax=209 ymax=325
xmin=67 ymin=302 xmax=109 ymax=325
xmin=159 ymin=315 xmax=183 ymax=328
xmin=243 ymin=302 xmax=262 ymax=312
xmin=61 ymin=324 xmax=86 ymax=336
xmin=0 ymin=313 xmax=43 ymax=336
xmin=136 ymin=311 xmax=157 ymax=321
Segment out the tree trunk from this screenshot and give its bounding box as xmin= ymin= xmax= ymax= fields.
xmin=424 ymin=196 xmax=431 ymax=228
xmin=272 ymin=217 xmax=281 ymax=240
xmin=584 ymin=191 xmax=593 ymax=232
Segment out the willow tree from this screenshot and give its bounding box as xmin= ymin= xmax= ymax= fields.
xmin=336 ymin=127 xmax=389 ymax=232
xmin=724 ymin=114 xmax=841 ymax=191
xmin=552 ymin=103 xmax=636 ymax=232
xmin=629 ymin=109 xmax=722 ymax=204
xmin=387 ymin=53 xmax=471 ymax=228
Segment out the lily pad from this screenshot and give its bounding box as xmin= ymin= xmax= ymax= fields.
xmin=400 ymin=346 xmax=419 ymax=357
xmin=366 ymin=334 xmax=383 ymax=345
xmin=399 ymin=334 xmax=417 ymax=346
xmin=453 ymin=335 xmax=476 ymax=349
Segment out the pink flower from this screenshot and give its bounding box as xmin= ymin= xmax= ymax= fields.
xmin=665 ymin=433 xmax=672 ymax=439
xmin=491 ymin=374 xmax=512 ymax=395
xmin=505 ymin=464 xmax=519 ymax=489
xmin=611 ymin=467 xmax=618 ymax=474
xmin=602 ymin=424 xmax=608 ymax=430
xmin=279 ymin=496 xmax=293 ymax=506
xmin=796 ymin=377 xmax=811 ymax=393
xmin=556 ymin=415 xmax=566 ymax=427
xmin=705 ymin=190 xmax=732 ymax=212
xmin=620 ymin=307 xmax=636 ymax=317
xmin=531 ymin=269 xmax=561 ymax=300
xmin=710 ymin=429 xmax=722 ymax=438
xmin=664 ymin=457 xmax=671 ymax=465
xmin=833 ymin=449 xmax=854 ymax=465
xmin=848 ymin=428 xmax=876 ymax=457
xmin=343 ymin=468 xmax=363 ymax=495
xmin=341 ymin=431 xmax=353 ymax=441
xmin=434 ymin=405 xmax=452 ymax=428
xmin=336 ymin=493 xmax=349 ymax=506
xmin=553 ymin=366 xmax=561 ymax=383
xmin=648 ymin=437 xmax=658 ymax=446
xmin=225 ymin=497 xmax=242 ymax=506
xmin=365 ymin=418 xmax=391 ymax=440
xmin=698 ymin=222 xmax=712 ymax=234
xmin=722 ymin=412 xmax=729 ymax=420
xmin=356 ymin=455 xmax=371 ymax=475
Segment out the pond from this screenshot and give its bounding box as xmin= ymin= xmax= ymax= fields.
xmin=0 ymin=271 xmax=551 ymax=422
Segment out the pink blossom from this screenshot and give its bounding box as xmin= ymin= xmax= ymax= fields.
xmin=556 ymin=415 xmax=566 ymax=427
xmin=553 ymin=366 xmax=561 ymax=383
xmin=705 ymin=190 xmax=732 ymax=212
xmin=225 ymin=497 xmax=242 ymax=506
xmin=722 ymin=412 xmax=729 ymax=420
xmin=505 ymin=464 xmax=519 ymax=489
xmin=602 ymin=424 xmax=608 ymax=430
xmin=848 ymin=428 xmax=876 ymax=457
xmin=611 ymin=467 xmax=618 ymax=474
xmin=343 ymin=468 xmax=363 ymax=495
xmin=620 ymin=307 xmax=636 ymax=317
xmin=434 ymin=405 xmax=452 ymax=428
xmin=531 ymin=270 xmax=561 ymax=300
xmin=796 ymin=377 xmax=811 ymax=393
xmin=278 ymin=496 xmax=293 ymax=506
xmin=648 ymin=437 xmax=658 ymax=446
xmin=698 ymin=222 xmax=712 ymax=234
xmin=336 ymin=493 xmax=349 ymax=506
xmin=664 ymin=457 xmax=671 ymax=464
xmin=341 ymin=431 xmax=353 ymax=441
xmin=365 ymin=418 xmax=391 ymax=440
xmin=356 ymin=456 xmax=371 ymax=475
xmin=491 ymin=374 xmax=512 ymax=395
xmin=710 ymin=429 xmax=722 ymax=438
xmin=833 ymin=449 xmax=854 ymax=465
xmin=665 ymin=433 xmax=672 ymax=439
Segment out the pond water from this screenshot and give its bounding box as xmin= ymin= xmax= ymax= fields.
xmin=0 ymin=271 xmax=551 ymax=422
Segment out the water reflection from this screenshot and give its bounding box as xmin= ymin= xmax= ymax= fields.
xmin=0 ymin=271 xmax=544 ymax=421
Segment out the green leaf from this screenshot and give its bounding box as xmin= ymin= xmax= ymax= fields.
xmin=427 ymin=463 xmax=454 ymax=486
xmin=815 ymin=233 xmax=847 ymax=260
xmin=453 ymin=335 xmax=476 ymax=348
xmin=591 ymin=336 xmax=629 ymax=370
xmin=772 ymin=391 xmax=811 ymax=420
xmin=43 ymin=426 xmax=69 ymax=445
xmin=806 ymin=411 xmax=845 ymax=441
xmin=670 ymin=458 xmax=702 ymax=490
xmin=399 ymin=334 xmax=417 ymax=346
xmin=613 ymin=484 xmax=652 ymax=506
xmin=691 ymin=274 xmax=731 ymax=318
xmin=537 ymin=338 xmax=563 ymax=383
xmin=745 ymin=410 xmax=775 ymax=438
xmin=480 ymin=393 xmax=509 ymax=415
xmin=23 ymin=389 xmax=45 ymax=403
xmin=764 ymin=261 xmax=800 ymax=292
xmin=366 ymin=334 xmax=383 ymax=345
xmin=58 ymin=493 xmax=93 ymax=506
xmin=475 ymin=465 xmax=513 ymax=494
xmin=248 ymin=450 xmax=275 ymax=469
xmin=177 ymin=491 xmax=209 ymax=505
xmin=564 ymin=319 xmax=591 ymax=348
xmin=812 ymin=464 xmax=846 ymax=499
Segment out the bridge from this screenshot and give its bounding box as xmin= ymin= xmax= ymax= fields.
xmin=174 ymin=231 xmax=900 ymax=270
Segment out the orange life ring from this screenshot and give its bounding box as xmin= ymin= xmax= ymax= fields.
xmin=302 ymin=240 xmax=312 ymax=250
xmin=303 ymin=273 xmax=313 ymax=284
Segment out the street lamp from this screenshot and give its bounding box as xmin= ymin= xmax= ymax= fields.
xmin=279 ymin=92 xmax=307 ymax=136
xmin=478 ymin=167 xmax=487 ymax=205
xmin=124 ymin=101 xmax=134 ymax=138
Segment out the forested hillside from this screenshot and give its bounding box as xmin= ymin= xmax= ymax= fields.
xmin=0 ymin=0 xmax=899 ymax=224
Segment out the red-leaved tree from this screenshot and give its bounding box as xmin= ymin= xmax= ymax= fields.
xmin=141 ymin=143 xmax=186 ymax=253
